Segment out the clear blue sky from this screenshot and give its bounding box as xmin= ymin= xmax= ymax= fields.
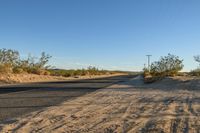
xmin=1 ymin=0 xmax=200 ymax=71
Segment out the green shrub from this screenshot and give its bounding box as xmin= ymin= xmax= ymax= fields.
xmin=48 ymin=67 xmax=115 ymax=77
xmin=29 ymin=68 xmax=49 ymax=75
xmin=43 ymin=70 xmax=50 ymax=75
xmin=143 ymin=68 xmax=150 ymax=78
xmin=143 ymin=54 xmax=184 ymax=83
xmin=0 ymin=48 xmax=53 ymax=75
xmin=190 ymin=69 xmax=200 ymax=76
xmin=150 ymin=54 xmax=184 ymax=77
xmin=13 ymin=67 xmax=24 ymax=74
xmin=0 ymin=48 xmax=116 ymax=77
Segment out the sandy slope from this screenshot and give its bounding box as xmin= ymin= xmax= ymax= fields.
xmin=0 ymin=73 xmax=121 ymax=85
xmin=1 ymin=76 xmax=200 ymax=133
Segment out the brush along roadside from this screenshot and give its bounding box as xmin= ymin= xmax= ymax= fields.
xmin=143 ymin=75 xmax=163 ymax=83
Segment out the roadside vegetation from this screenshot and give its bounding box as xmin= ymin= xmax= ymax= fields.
xmin=0 ymin=48 xmax=52 ymax=75
xmin=49 ymin=67 xmax=114 ymax=77
xmin=143 ymin=54 xmax=184 ymax=83
xmin=0 ymin=48 xmax=121 ymax=78
xmin=143 ymin=54 xmax=200 ymax=83
xmin=190 ymin=55 xmax=200 ymax=76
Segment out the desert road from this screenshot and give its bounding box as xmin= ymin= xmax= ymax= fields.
xmin=1 ymin=75 xmax=200 ymax=132
xmin=0 ymin=75 xmax=136 ymax=122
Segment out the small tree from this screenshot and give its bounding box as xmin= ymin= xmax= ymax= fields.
xmin=189 ymin=55 xmax=200 ymax=76
xmin=87 ymin=66 xmax=99 ymax=75
xmin=17 ymin=52 xmax=52 ymax=74
xmin=35 ymin=52 xmax=52 ymax=69
xmin=17 ymin=54 xmax=35 ymax=73
xmin=0 ymin=49 xmax=20 ymax=73
xmin=0 ymin=49 xmax=20 ymax=66
xmin=150 ymin=54 xmax=184 ymax=77
xmin=194 ymin=55 xmax=200 ymax=66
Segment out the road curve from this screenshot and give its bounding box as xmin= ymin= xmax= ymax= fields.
xmin=0 ymin=75 xmax=136 ymax=122
xmin=1 ymin=76 xmax=200 ymax=133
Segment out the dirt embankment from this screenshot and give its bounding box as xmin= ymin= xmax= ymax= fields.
xmin=0 ymin=73 xmax=124 ymax=85
xmin=1 ymin=76 xmax=200 ymax=133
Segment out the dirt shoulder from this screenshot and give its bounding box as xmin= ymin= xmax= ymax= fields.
xmin=0 ymin=73 xmax=126 ymax=85
xmin=1 ymin=76 xmax=200 ymax=133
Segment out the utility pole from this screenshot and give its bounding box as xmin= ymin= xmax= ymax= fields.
xmin=146 ymin=55 xmax=152 ymax=72
xmin=144 ymin=64 xmax=146 ymax=69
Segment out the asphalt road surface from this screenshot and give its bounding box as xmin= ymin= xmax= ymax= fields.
xmin=0 ymin=75 xmax=136 ymax=122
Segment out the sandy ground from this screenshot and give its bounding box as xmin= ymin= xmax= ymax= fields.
xmin=1 ymin=76 xmax=200 ymax=133
xmin=0 ymin=73 xmax=122 ymax=85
